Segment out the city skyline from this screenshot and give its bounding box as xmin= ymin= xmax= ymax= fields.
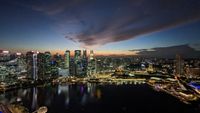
xmin=0 ymin=0 xmax=200 ymax=57
xmin=0 ymin=1 xmax=200 ymax=113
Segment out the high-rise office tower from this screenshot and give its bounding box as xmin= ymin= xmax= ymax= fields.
xmin=64 ymin=50 xmax=70 ymax=69
xmin=37 ymin=52 xmax=45 ymax=79
xmin=37 ymin=52 xmax=52 ymax=79
xmin=74 ymin=50 xmax=81 ymax=62
xmin=175 ymin=54 xmax=184 ymax=76
xmin=74 ymin=50 xmax=82 ymax=76
xmin=26 ymin=51 xmax=38 ymax=80
xmin=62 ymin=50 xmax=70 ymax=76
xmin=54 ymin=53 xmax=62 ymax=68
xmin=44 ymin=51 xmax=52 ymax=75
xmin=87 ymin=50 xmax=96 ymax=77
xmin=82 ymin=50 xmax=88 ymax=76
xmin=70 ymin=59 xmax=76 ymax=76
xmin=83 ymin=50 xmax=87 ymax=59
xmin=26 ymin=51 xmax=34 ymax=79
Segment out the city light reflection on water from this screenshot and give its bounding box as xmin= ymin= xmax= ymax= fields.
xmin=0 ymin=83 xmax=102 ymax=112
xmin=0 ymin=83 xmax=199 ymax=113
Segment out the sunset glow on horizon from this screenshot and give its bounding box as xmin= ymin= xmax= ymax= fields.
xmin=0 ymin=0 xmax=200 ymax=57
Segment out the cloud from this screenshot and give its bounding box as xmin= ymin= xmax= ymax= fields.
xmin=189 ymin=43 xmax=200 ymax=51
xmin=24 ymin=0 xmax=200 ymax=48
xmin=31 ymin=0 xmax=84 ymax=15
xmin=129 ymin=44 xmax=200 ymax=58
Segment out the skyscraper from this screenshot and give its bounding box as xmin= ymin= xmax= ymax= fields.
xmin=70 ymin=59 xmax=76 ymax=76
xmin=82 ymin=50 xmax=88 ymax=76
xmin=37 ymin=52 xmax=52 ymax=79
xmin=87 ymin=50 xmax=96 ymax=77
xmin=54 ymin=53 xmax=63 ymax=68
xmin=37 ymin=52 xmax=45 ymax=79
xmin=26 ymin=51 xmax=38 ymax=80
xmin=63 ymin=50 xmax=70 ymax=76
xmin=44 ymin=51 xmax=52 ymax=75
xmin=74 ymin=50 xmax=81 ymax=62
xmin=83 ymin=50 xmax=87 ymax=59
xmin=64 ymin=50 xmax=70 ymax=69
xmin=74 ymin=50 xmax=82 ymax=76
xmin=175 ymin=54 xmax=184 ymax=76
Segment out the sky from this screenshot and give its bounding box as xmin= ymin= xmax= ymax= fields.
xmin=0 ymin=0 xmax=200 ymax=57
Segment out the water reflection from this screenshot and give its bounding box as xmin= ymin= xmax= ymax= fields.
xmin=0 ymin=83 xmax=198 ymax=113
xmin=31 ymin=87 xmax=38 ymax=111
xmin=58 ymin=83 xmax=102 ymax=107
xmin=0 ymin=83 xmax=102 ymax=112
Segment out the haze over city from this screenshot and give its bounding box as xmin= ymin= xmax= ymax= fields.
xmin=0 ymin=0 xmax=200 ymax=57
